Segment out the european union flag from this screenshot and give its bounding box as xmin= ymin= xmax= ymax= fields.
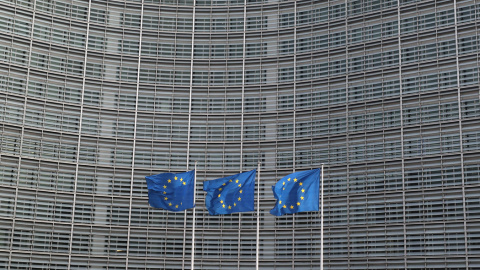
xmin=270 ymin=169 xmax=320 ymax=216
xmin=203 ymin=169 xmax=256 ymax=215
xmin=145 ymin=170 xmax=195 ymax=211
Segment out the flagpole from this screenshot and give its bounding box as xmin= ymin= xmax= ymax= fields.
xmin=256 ymin=161 xmax=261 ymax=270
xmin=191 ymin=161 xmax=197 ymax=270
xmin=320 ymin=163 xmax=324 ymax=270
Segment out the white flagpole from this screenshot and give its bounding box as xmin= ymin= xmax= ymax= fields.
xmin=191 ymin=161 xmax=197 ymax=270
xmin=256 ymin=161 xmax=261 ymax=270
xmin=320 ymin=163 xmax=324 ymax=270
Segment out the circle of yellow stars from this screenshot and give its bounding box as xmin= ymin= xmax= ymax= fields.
xmin=215 ymin=178 xmax=244 ymax=211
xmin=161 ymin=175 xmax=188 ymax=209
xmin=277 ymin=177 xmax=305 ymax=210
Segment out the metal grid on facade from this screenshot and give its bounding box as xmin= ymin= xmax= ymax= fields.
xmin=0 ymin=0 xmax=480 ymax=269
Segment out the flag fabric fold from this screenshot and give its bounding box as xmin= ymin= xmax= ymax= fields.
xmin=145 ymin=170 xmax=195 ymax=211
xmin=270 ymin=168 xmax=320 ymax=216
xmin=203 ymin=169 xmax=256 ymax=215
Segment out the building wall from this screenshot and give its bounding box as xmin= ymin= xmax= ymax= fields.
xmin=0 ymin=0 xmax=480 ymax=269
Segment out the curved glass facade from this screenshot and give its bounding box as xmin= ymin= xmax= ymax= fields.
xmin=1 ymin=0 xmax=480 ymax=269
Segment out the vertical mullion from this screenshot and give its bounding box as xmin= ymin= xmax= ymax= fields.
xmin=396 ymin=2 xmax=407 ymax=269
xmin=67 ymin=0 xmax=92 ymax=269
xmin=9 ymin=1 xmax=38 ymax=267
xmin=238 ymin=0 xmax=248 ymax=268
xmin=182 ymin=3 xmax=196 ymax=269
xmin=187 ymin=0 xmax=196 ymax=170
xmin=125 ymin=1 xmax=145 ymax=269
xmin=292 ymin=1 xmax=297 ymax=173
xmin=452 ymin=0 xmax=469 ymax=267
xmin=344 ymin=0 xmax=351 ymax=265
xmin=240 ymin=0 xmax=247 ymax=176
xmin=292 ymin=2 xmax=297 ymax=269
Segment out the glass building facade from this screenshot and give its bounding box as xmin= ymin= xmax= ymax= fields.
xmin=0 ymin=0 xmax=480 ymax=268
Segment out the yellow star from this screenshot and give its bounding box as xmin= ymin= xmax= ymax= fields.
xmin=180 ymin=178 xmax=183 ymax=181
xmin=301 ymin=188 xmax=305 ymax=193
xmin=183 ymin=182 xmax=186 ymax=185
xmin=239 ymin=190 xmax=243 ymax=194
xmin=168 ymin=179 xmax=171 ymax=183
xmin=297 ymin=202 xmax=300 ymax=206
xmin=301 ymin=196 xmax=304 ymax=200
xmin=222 ymin=183 xmax=226 ymax=186
xmin=164 ymin=197 xmax=168 ymax=200
xmin=283 ymin=182 xmax=285 ymax=185
xmin=228 ymin=205 xmax=231 ymax=209
xmin=283 ymin=187 xmax=285 ymax=190
xmin=290 ymin=205 xmax=294 ymax=209
xmin=163 ymin=191 xmax=166 ymax=195
xmin=234 ymin=203 xmax=237 ymax=207
xmin=175 ymin=176 xmax=178 ymax=180
xmin=163 ymin=185 xmax=167 ymax=189
xmin=294 ymin=178 xmax=297 ymax=182
xmin=219 ymin=188 xmax=222 ymax=191
xmin=238 ymin=197 xmax=241 ymax=201
xmin=229 ymin=179 xmax=232 ymax=182
xmin=288 ymin=178 xmax=291 ymax=181
xmin=283 ymin=205 xmax=287 ymax=208
xmin=222 ymin=204 xmax=225 ymax=208
xmin=236 ymin=179 xmax=239 ymax=183
xmin=175 ymin=205 xmax=179 ymax=208
xmin=279 ymin=200 xmax=282 ymax=205
xmin=218 ymin=194 xmax=221 ymax=198
xmin=168 ymin=203 xmax=172 ymax=206
xmin=299 ymin=182 xmax=303 ymax=186
xmin=220 ymin=200 xmax=223 ymax=204
xmin=238 ymin=184 xmax=241 ymax=187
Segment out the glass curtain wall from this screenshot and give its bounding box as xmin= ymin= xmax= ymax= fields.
xmin=0 ymin=0 xmax=479 ymax=269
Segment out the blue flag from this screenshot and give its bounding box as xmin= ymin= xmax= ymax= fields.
xmin=270 ymin=169 xmax=320 ymax=216
xmin=145 ymin=170 xmax=195 ymax=211
xmin=203 ymin=170 xmax=256 ymax=215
